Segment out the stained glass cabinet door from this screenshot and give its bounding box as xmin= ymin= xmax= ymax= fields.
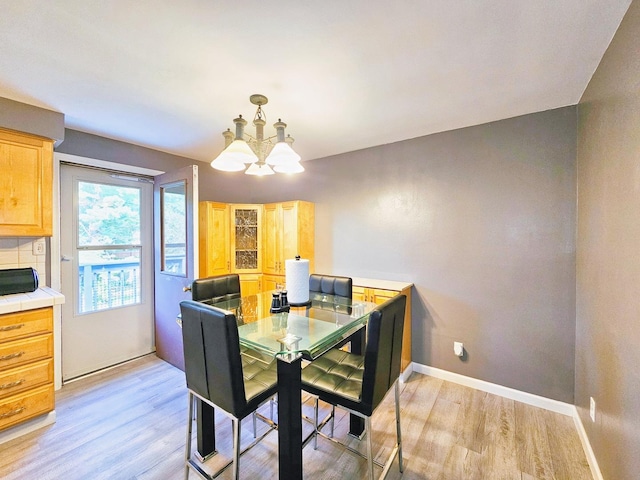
xmin=230 ymin=204 xmax=262 ymax=273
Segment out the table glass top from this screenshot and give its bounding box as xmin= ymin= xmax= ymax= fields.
xmin=211 ymin=291 xmax=377 ymax=360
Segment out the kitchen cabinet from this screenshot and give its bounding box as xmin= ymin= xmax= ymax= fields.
xmin=352 ymin=279 xmax=413 ymax=372
xmin=198 ymin=200 xmax=314 ymax=293
xmin=262 ymin=274 xmax=284 ymax=292
xmin=230 ymin=204 xmax=262 ymax=274
xmin=239 ymin=274 xmax=262 ymax=296
xmin=0 ymin=128 xmax=53 ymax=237
xmin=262 ymin=201 xmax=314 ymax=285
xmin=198 ymin=202 xmax=230 ymax=277
xmin=0 ymin=307 xmax=54 ymax=431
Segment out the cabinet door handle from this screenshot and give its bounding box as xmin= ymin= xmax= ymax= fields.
xmin=0 ymin=323 xmax=25 ymax=332
xmin=0 ymin=351 xmax=25 ymax=362
xmin=0 ymin=407 xmax=26 ymax=419
xmin=0 ymin=379 xmax=26 ymax=390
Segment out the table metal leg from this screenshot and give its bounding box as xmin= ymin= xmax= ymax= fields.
xmin=277 ymin=355 xmax=303 ymax=480
xmin=348 ymin=327 xmax=366 ymax=437
xmin=196 ymin=399 xmax=216 ymax=460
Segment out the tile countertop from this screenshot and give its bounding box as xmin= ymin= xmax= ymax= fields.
xmin=0 ymin=287 xmax=65 ymax=315
xmin=351 ymin=277 xmax=413 ymax=291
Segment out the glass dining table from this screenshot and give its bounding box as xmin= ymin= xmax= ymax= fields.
xmin=200 ymin=290 xmax=377 ymax=480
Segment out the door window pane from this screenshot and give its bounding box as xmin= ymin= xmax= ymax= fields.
xmin=161 ymin=181 xmax=187 ymax=275
xmin=78 ymin=181 xmax=141 ymax=246
xmin=76 ymin=181 xmax=143 ymax=313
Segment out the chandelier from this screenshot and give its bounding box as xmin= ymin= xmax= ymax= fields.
xmin=210 ymin=94 xmax=304 ymax=176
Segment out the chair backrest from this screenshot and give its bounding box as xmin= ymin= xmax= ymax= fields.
xmin=360 ymin=294 xmax=406 ymax=414
xmin=191 ymin=274 xmax=241 ymax=305
xmin=309 ymin=274 xmax=352 ymax=299
xmin=180 ymin=300 xmax=246 ymax=417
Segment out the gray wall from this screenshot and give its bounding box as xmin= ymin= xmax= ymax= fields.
xmin=56 ymin=129 xmax=208 ymax=173
xmin=196 ymin=107 xmax=578 ymax=403
xmin=54 ymin=108 xmax=577 ymax=404
xmin=0 ymin=97 xmax=65 ymax=143
xmin=576 ymin=1 xmax=640 ymax=478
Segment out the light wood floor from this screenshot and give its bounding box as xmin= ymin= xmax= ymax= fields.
xmin=0 ymin=354 xmax=592 ymax=479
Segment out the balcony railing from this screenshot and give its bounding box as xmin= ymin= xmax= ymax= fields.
xmin=78 ymin=254 xmax=185 ymax=313
xmin=79 ymin=260 xmax=140 ymax=313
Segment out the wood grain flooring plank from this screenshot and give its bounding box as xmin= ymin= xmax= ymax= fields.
xmin=478 ymin=392 xmax=521 ymax=480
xmin=542 ymin=408 xmax=593 ymax=480
xmin=0 ymin=355 xmax=594 ymax=480
xmin=514 ymin=401 xmax=556 ymax=480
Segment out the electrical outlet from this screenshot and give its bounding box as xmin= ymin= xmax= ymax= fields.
xmin=32 ymin=239 xmax=46 ymax=256
xmin=590 ymin=397 xmax=596 ymax=422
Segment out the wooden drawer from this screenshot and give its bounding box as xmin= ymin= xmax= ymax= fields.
xmin=0 ymin=308 xmax=53 ymax=343
xmin=0 ymin=359 xmax=53 ymax=399
xmin=0 ymin=384 xmax=54 ymax=431
xmin=352 ymin=286 xmax=398 ymax=304
xmin=0 ymin=334 xmax=53 ymax=371
xmin=370 ymin=288 xmax=397 ymax=304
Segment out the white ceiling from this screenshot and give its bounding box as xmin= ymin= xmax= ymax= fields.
xmin=0 ymin=1 xmax=632 ymax=163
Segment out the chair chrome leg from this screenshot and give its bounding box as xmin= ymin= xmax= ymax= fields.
xmin=232 ymin=418 xmax=241 ymax=480
xmin=313 ymin=396 xmax=319 ymax=450
xmin=270 ymin=396 xmax=275 ymax=421
xmin=329 ymin=405 xmax=335 ymax=438
xmin=395 ymin=381 xmax=403 ymax=472
xmin=252 ymin=412 xmax=257 ymax=438
xmin=184 ymin=392 xmax=194 ymax=480
xmin=365 ymin=416 xmax=374 ymax=480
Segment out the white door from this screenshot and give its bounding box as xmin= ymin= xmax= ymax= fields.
xmin=60 ymin=164 xmax=154 ymax=381
xmin=153 ymin=165 xmax=199 ymax=371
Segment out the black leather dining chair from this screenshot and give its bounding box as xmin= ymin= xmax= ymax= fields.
xmin=309 ymin=273 xmax=353 ymax=317
xmin=191 ymin=274 xmax=241 ymax=305
xmin=301 ymin=294 xmax=407 ymax=480
xmin=309 ymin=273 xmax=352 ymax=299
xmin=180 ymin=300 xmax=277 ymax=480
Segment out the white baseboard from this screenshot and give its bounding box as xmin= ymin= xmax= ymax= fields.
xmin=410 ymin=362 xmax=603 ymax=479
xmin=400 ymin=362 xmax=414 ymax=383
xmin=412 ymin=362 xmax=574 ymax=416
xmin=0 ymin=411 xmax=56 ymax=445
xmin=572 ymin=405 xmax=604 ymax=480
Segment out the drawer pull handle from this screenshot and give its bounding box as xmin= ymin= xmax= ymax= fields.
xmin=0 ymin=351 xmax=25 ymax=361
xmin=0 ymin=379 xmax=26 ymax=390
xmin=0 ymin=407 xmax=26 ymax=419
xmin=0 ymin=323 xmax=25 ymax=332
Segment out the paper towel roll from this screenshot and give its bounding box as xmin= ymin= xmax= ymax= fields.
xmin=285 ymin=258 xmax=310 ymax=305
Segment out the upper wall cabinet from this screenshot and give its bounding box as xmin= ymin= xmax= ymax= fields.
xmin=263 ymin=201 xmax=315 ymax=277
xmin=198 ymin=201 xmax=230 ymax=277
xmin=0 ymin=128 xmax=53 ymax=237
xmin=199 ymin=200 xmax=314 ymax=293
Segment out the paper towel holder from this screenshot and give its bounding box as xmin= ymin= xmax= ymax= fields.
xmin=288 ymin=255 xmax=312 ymax=307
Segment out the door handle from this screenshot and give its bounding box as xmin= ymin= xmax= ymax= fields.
xmin=183 ymin=286 xmax=191 ymax=292
xmin=61 ymin=255 xmax=73 ymax=262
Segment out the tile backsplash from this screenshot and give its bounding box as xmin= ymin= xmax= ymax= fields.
xmin=0 ymin=237 xmax=48 ymax=286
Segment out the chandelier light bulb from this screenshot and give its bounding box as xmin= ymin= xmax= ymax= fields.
xmin=274 ymin=161 xmax=304 ymax=174
xmin=210 ymin=153 xmax=246 ymax=172
xmin=265 ymin=141 xmax=301 ymax=165
xmin=245 ymin=162 xmax=275 ymax=176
